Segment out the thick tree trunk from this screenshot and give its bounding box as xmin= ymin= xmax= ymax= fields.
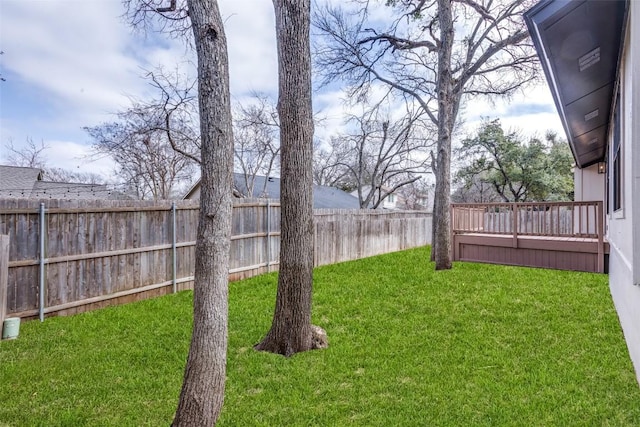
xmin=433 ymin=121 xmax=453 ymax=270
xmin=433 ymin=0 xmax=455 ymax=270
xmin=172 ymin=1 xmax=233 ymax=425
xmin=255 ymin=0 xmax=315 ymax=356
xmin=430 ymin=186 xmax=438 ymax=262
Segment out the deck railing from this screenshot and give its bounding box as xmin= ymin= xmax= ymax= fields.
xmin=452 ymin=201 xmax=604 ymax=239
xmin=451 ymin=201 xmax=606 ymax=273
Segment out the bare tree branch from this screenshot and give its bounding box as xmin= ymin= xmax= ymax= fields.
xmin=359 ymin=32 xmax=437 ymax=52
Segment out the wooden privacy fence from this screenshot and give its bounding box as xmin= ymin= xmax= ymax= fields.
xmin=314 ymin=209 xmax=431 ymax=266
xmin=0 ymin=199 xmax=431 ymax=319
xmin=451 ymin=201 xmax=607 ymax=273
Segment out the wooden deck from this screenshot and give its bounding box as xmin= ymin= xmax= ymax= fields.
xmin=452 ymin=202 xmax=608 ymax=273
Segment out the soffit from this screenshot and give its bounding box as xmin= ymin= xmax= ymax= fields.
xmin=525 ymin=0 xmax=627 ymax=168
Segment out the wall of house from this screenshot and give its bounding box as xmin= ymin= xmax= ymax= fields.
xmin=381 ymin=193 xmax=397 ymax=209
xmin=573 ymin=164 xmax=605 ymax=203
xmin=184 ymin=185 xmax=200 ymax=199
xmin=631 ymin=0 xmax=640 ymax=315
xmin=608 ymin=1 xmax=640 ymax=384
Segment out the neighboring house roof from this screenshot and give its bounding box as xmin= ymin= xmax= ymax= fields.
xmin=0 ymin=165 xmax=118 ymax=199
xmin=524 ymin=0 xmax=627 ymax=168
xmin=184 ymin=173 xmax=360 ymax=209
xmin=30 ymin=181 xmax=114 ymax=199
xmin=0 ymin=165 xmax=43 ymax=197
xmin=182 ymin=179 xmax=201 ymax=200
xmin=311 ymin=185 xmax=360 ymax=209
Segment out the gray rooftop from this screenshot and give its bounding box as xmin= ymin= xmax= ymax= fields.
xmin=184 ymin=173 xmax=360 ymax=209
xmin=0 ymin=165 xmax=43 ymax=197
xmin=0 ymin=165 xmax=119 ymax=199
xmin=234 ymin=174 xmax=360 ymax=209
xmin=30 ymin=181 xmax=114 ymax=199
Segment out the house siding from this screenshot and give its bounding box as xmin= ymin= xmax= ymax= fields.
xmin=573 ymin=164 xmax=604 ymax=204
xmin=608 ymin=0 xmax=640 ymax=383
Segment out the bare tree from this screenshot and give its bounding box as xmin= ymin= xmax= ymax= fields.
xmin=315 ymin=0 xmax=538 ymax=269
xmin=42 ymin=168 xmax=105 ymax=186
xmin=142 ymin=67 xmax=203 ymax=165
xmin=233 ymin=94 xmax=280 ymax=197
xmin=86 ymin=117 xmax=197 ymax=200
xmin=83 ymin=66 xmax=199 ymax=200
xmin=142 ymin=72 xmax=284 ymax=194
xmin=4 ymin=137 xmax=48 ymax=169
xmin=123 ymin=0 xmax=233 ymax=424
xmin=254 ymin=0 xmax=319 ymax=356
xmin=396 ymin=177 xmax=434 ymax=210
xmin=122 ymin=0 xmax=191 ymax=38
xmin=323 ymin=102 xmax=434 ymax=208
xmin=4 ymin=138 xmax=106 ymax=184
xmin=95 ymin=66 xmax=282 ymax=199
xmin=312 ymin=138 xmax=352 ymax=189
xmin=451 ymin=171 xmax=501 ymax=203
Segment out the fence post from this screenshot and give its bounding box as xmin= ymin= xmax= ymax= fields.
xmin=0 ymin=235 xmax=9 ymax=327
xmin=266 ymin=200 xmax=271 ymax=272
xmin=38 ymin=202 xmax=46 ymax=322
xmin=172 ymin=201 xmax=177 ymax=293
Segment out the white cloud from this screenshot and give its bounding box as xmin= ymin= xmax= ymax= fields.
xmin=2 ymin=1 xmax=142 ymax=112
xmin=461 ymin=84 xmax=564 ymax=139
xmin=45 ymin=140 xmax=117 ymax=179
xmin=220 ymin=0 xmax=278 ymax=96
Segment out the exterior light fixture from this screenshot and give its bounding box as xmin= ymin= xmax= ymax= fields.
xmin=598 ymin=162 xmax=606 ymax=174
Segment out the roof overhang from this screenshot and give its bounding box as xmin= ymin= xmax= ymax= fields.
xmin=524 ymin=0 xmax=628 ymax=168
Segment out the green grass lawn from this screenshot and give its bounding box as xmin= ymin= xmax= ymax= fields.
xmin=1 ymin=246 xmax=639 ymax=426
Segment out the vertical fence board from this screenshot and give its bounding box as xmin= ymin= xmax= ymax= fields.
xmin=0 ymin=235 xmax=9 ymax=323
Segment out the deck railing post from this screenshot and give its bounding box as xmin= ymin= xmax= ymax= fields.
xmin=512 ymin=203 xmax=518 ymax=248
xmin=450 ymin=204 xmax=455 ymax=261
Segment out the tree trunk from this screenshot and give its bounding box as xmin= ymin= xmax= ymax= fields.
xmin=433 ymin=0 xmax=455 ymax=270
xmin=255 ymin=0 xmax=315 ymax=356
xmin=430 ymin=185 xmax=438 ymax=262
xmin=172 ymin=1 xmax=233 ymax=425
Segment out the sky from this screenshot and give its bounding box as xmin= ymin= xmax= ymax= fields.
xmin=0 ymin=0 xmax=564 ymax=181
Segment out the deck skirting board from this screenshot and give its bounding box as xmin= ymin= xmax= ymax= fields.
xmin=453 ymin=233 xmax=609 ymax=273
